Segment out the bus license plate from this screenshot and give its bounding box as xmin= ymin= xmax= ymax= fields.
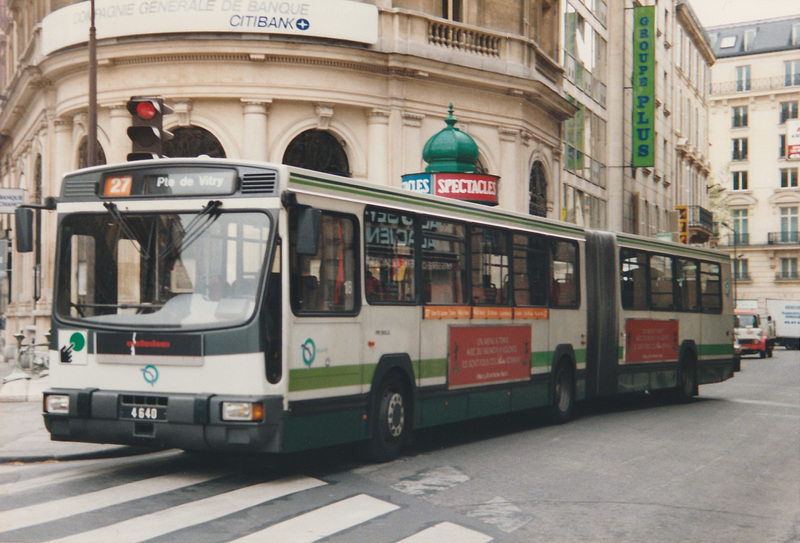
xmin=120 ymin=405 xmax=166 ymax=421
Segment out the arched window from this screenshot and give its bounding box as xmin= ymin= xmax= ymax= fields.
xmin=78 ymin=139 xmax=107 ymax=169
xmin=529 ymin=160 xmax=547 ymax=217
xmin=163 ymin=126 xmax=226 ymax=158
xmin=283 ymin=130 xmax=350 ymax=177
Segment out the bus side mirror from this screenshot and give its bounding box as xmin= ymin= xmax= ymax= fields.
xmin=15 ymin=207 xmax=34 ymax=253
xmin=296 ymin=207 xmax=321 ymax=256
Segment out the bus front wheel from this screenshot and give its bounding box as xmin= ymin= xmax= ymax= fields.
xmin=369 ymin=372 xmax=408 ymax=462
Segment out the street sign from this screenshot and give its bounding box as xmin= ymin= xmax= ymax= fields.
xmin=0 ymin=188 xmax=24 ymax=214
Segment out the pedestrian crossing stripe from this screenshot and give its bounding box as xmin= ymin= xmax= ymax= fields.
xmin=0 ymin=471 xmax=219 ymax=533
xmin=46 ymin=475 xmax=327 ymax=543
xmin=230 ymin=494 xmax=399 ymax=543
xmin=0 ymin=466 xmax=495 ymax=543
xmin=397 ymin=521 xmax=493 ymax=543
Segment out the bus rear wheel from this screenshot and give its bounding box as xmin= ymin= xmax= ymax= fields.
xmin=676 ymin=355 xmax=697 ymax=402
xmin=369 ymin=372 xmax=408 ymax=462
xmin=548 ymin=361 xmax=575 ymax=424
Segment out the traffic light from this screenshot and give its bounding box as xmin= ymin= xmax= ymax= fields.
xmin=126 ymin=97 xmax=173 ymax=161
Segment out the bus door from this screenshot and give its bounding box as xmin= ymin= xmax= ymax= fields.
xmin=287 ymin=209 xmax=364 ymax=403
xmin=547 ymin=238 xmax=587 ymax=389
xmin=363 ymin=208 xmax=421 ymax=387
xmin=584 ymin=230 xmax=619 ymax=398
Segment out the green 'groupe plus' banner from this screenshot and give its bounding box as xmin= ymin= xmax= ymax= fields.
xmin=632 ymin=5 xmax=655 ymax=168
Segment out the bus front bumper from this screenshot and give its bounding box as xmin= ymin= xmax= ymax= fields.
xmin=42 ymin=389 xmax=284 ymax=453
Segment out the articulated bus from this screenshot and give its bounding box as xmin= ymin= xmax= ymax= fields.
xmin=23 ymin=159 xmax=738 ymax=461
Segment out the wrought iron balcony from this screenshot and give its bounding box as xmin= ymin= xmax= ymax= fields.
xmin=768 ymin=231 xmax=799 ymax=245
xmin=684 ymin=205 xmax=714 ymax=243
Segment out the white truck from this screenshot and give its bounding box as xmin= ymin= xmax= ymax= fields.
xmin=765 ymin=299 xmax=800 ymax=351
xmin=734 ymin=309 xmax=776 ymax=358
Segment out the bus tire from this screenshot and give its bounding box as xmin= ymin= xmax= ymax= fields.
xmin=676 ymin=354 xmax=697 ymax=403
xmin=548 ymin=360 xmax=575 ymax=425
xmin=368 ymin=372 xmax=408 ymax=462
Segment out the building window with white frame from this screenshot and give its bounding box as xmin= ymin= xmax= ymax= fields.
xmin=732 ymin=208 xmax=749 ymax=245
xmin=733 ymin=258 xmax=749 ymax=281
xmin=781 ymin=207 xmax=798 ymax=243
xmin=732 ymin=105 xmax=748 ymax=128
xmin=780 ymin=101 xmax=798 ymax=124
xmin=732 ymin=138 xmax=748 ymax=161
xmin=442 ymin=0 xmax=463 ymax=21
xmin=736 ymin=65 xmax=751 ymax=91
xmin=785 ymin=60 xmax=800 ymax=87
xmin=732 ymin=171 xmax=748 ymax=191
xmin=781 ymin=168 xmax=799 ymax=188
xmin=779 ymin=258 xmax=798 ymax=280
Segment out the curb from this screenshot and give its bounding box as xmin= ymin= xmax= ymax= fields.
xmin=0 ymin=446 xmax=157 ymax=464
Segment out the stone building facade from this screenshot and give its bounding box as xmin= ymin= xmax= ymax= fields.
xmin=0 ymin=0 xmax=574 ymax=340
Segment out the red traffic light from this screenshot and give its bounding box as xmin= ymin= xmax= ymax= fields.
xmin=136 ymin=101 xmax=157 ymax=120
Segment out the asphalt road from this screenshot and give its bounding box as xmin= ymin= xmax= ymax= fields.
xmin=0 ymin=350 xmax=797 ymax=542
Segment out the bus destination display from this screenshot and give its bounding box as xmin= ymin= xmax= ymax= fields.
xmin=102 ymin=169 xmax=237 ymax=197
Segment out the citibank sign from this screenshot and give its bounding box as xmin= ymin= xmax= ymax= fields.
xmin=402 ymin=172 xmax=500 ymax=206
xmin=42 ymin=0 xmax=378 ymax=56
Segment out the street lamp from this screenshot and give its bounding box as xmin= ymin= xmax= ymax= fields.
xmin=87 ymin=0 xmax=97 ymax=167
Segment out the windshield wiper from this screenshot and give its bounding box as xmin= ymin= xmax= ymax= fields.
xmin=104 ymin=202 xmax=150 ymax=259
xmin=160 ymin=200 xmax=222 ymax=260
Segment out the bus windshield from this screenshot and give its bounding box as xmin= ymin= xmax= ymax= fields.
xmin=55 ymin=207 xmax=271 ymax=330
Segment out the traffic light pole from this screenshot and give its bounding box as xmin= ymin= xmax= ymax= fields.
xmin=87 ymin=0 xmax=98 ymax=167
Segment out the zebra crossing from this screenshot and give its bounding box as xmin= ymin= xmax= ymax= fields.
xmin=0 ymin=454 xmax=494 ymax=543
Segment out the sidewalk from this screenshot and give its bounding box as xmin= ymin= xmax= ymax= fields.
xmin=0 ymin=356 xmax=151 ymax=463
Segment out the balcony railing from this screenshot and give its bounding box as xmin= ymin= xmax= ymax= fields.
xmin=768 ymin=231 xmax=799 ymax=245
xmin=428 ymin=21 xmax=500 ymax=57
xmin=775 ymin=271 xmax=800 ymax=280
xmin=710 ymin=75 xmax=800 ymax=95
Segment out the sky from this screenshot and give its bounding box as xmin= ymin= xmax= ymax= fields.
xmin=690 ymin=0 xmax=800 ymax=28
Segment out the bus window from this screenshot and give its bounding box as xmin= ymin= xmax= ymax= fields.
xmin=700 ymin=261 xmax=722 ymax=313
xmin=550 ymin=239 xmax=579 ymax=308
xmin=290 ymin=211 xmax=358 ymax=313
xmin=676 ymin=258 xmax=698 ymax=312
xmin=620 ymin=249 xmax=648 ymax=310
xmin=364 ymin=207 xmax=417 ymax=304
xmin=422 ymin=218 xmax=467 ymax=304
xmin=650 ymin=254 xmax=674 ymax=310
xmin=470 ymin=226 xmax=509 ymax=305
xmin=512 ymin=232 xmax=549 ymax=306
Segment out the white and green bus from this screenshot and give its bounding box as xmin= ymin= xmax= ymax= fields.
xmin=24 ymin=159 xmax=738 ymax=461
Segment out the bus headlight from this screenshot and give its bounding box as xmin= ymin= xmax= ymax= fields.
xmin=221 ymin=401 xmax=264 ymax=422
xmin=44 ymin=394 xmax=70 ymax=414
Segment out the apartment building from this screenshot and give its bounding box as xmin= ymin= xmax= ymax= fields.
xmin=707 ymin=16 xmax=800 ymax=309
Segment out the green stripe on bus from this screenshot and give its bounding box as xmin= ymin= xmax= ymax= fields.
xmin=698 ymin=343 xmax=735 ymax=356
xmin=289 ymin=365 xmax=364 ymax=392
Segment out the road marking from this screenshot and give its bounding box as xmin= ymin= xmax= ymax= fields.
xmin=391 ymin=465 xmax=470 ymax=496
xmin=47 ymin=475 xmax=326 ymax=543
xmin=396 ymin=522 xmax=493 ymax=543
xmin=1 ymin=471 xmax=219 ymax=533
xmin=0 ymin=451 xmax=178 ymax=496
xmin=728 ymin=398 xmax=800 ymax=409
xmin=230 ymin=494 xmax=399 ymax=543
